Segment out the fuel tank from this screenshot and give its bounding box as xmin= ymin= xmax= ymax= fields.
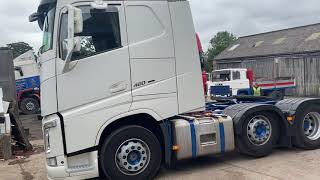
xmin=172 ymin=113 xmax=235 ymax=160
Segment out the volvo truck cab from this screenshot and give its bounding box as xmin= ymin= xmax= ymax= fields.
xmin=30 ymin=0 xmax=205 ymax=179
xmin=30 ymin=0 xmax=320 ymax=180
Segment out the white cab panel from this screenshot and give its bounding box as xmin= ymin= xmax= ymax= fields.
xmin=125 ymin=1 xmax=175 ymax=58
xmin=56 ymin=48 xmax=131 ymax=111
xmin=131 ymin=58 xmax=176 ymax=95
xmin=169 ymin=1 xmax=205 ymax=113
xmin=39 ymin=51 xmax=57 ymax=116
xmin=131 ymin=93 xmax=178 ymax=120
xmin=41 ymin=77 xmax=58 ymax=116
xmin=62 ymin=93 xmax=132 ymax=153
xmin=126 ymin=1 xmax=178 ymax=119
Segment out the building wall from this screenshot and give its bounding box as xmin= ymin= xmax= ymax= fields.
xmin=278 ymin=56 xmax=320 ymax=96
xmin=215 ymin=54 xmax=320 ymax=97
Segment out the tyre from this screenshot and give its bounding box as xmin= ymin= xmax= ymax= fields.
xmin=268 ymin=91 xmax=284 ymax=100
xmin=20 ymin=97 xmax=40 ymax=115
xmin=236 ymin=112 xmax=279 ymax=157
xmin=100 ymin=125 xmax=162 ymax=180
xmin=293 ymin=106 xmax=320 ymax=150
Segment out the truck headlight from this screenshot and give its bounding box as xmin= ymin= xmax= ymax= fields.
xmin=47 ymin=157 xmax=57 ymax=167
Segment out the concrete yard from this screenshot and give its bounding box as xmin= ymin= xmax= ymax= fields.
xmin=1 ymin=115 xmax=320 ymax=180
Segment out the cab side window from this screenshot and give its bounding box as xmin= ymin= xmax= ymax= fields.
xmin=59 ymin=6 xmax=121 ymax=61
xmin=232 ymin=71 xmax=241 ymax=80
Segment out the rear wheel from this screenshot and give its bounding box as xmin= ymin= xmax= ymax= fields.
xmin=236 ymin=112 xmax=279 ymax=157
xmin=100 ymin=125 xmax=162 ymax=180
xmin=20 ymin=97 xmax=40 ymax=115
xmin=293 ymin=106 xmax=320 ymax=149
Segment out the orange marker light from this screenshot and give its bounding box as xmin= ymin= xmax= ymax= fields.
xmin=172 ymin=145 xmax=180 ymax=151
xmin=287 ymin=116 xmax=294 ymax=122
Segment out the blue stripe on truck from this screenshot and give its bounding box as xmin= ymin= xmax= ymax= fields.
xmin=188 ymin=120 xmax=197 ymax=158
xmin=219 ymin=122 xmax=225 ymax=153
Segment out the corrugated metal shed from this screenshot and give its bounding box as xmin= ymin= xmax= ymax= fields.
xmin=215 ymin=23 xmax=320 ymax=60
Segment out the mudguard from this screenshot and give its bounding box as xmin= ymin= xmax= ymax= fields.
xmin=223 ymin=103 xmax=289 ymax=136
xmin=276 ymin=98 xmax=320 ymax=116
xmin=276 ymin=98 xmax=320 ymax=134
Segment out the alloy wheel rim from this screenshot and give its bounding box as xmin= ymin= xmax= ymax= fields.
xmin=303 ymin=112 xmax=320 ymax=141
xmin=247 ymin=115 xmax=272 ymax=146
xmin=115 ymin=138 xmax=151 ymax=176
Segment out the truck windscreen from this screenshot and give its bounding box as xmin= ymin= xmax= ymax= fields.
xmin=212 ymin=71 xmax=231 ymax=81
xmin=42 ymin=6 xmax=56 ymax=53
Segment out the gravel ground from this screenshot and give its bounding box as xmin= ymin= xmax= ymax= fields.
xmin=1 ymin=115 xmax=320 ymax=180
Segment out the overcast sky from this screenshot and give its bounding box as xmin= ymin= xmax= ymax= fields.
xmin=1 ymin=0 xmax=320 ymax=51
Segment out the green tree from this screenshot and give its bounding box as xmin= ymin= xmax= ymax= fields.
xmin=205 ymin=31 xmax=237 ymax=72
xmin=6 ymin=42 xmax=33 ymax=59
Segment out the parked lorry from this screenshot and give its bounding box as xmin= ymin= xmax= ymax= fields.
xmin=207 ymin=68 xmax=296 ymax=100
xmin=14 ymin=53 xmax=41 ymax=115
xmin=29 ymin=0 xmax=320 ymax=180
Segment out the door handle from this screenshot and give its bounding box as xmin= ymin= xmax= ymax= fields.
xmin=110 ymin=82 xmax=127 ymax=93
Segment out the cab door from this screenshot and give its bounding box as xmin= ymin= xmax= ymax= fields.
xmin=231 ymin=70 xmax=250 ymax=95
xmin=55 ymin=2 xmax=132 ymax=153
xmin=124 ymin=0 xmax=179 ymax=118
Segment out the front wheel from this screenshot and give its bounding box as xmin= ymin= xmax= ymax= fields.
xmin=236 ymin=112 xmax=279 ymax=157
xmin=293 ymin=106 xmax=320 ymax=149
xmin=100 ymin=125 xmax=162 ymax=180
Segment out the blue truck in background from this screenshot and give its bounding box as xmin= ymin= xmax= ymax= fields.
xmin=16 ymin=75 xmax=40 ymax=115
xmin=13 ymin=54 xmax=41 ymax=115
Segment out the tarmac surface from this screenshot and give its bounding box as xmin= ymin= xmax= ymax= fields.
xmin=1 ymin=115 xmax=320 ymax=180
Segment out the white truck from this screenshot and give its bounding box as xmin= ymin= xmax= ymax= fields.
xmin=208 ymin=68 xmax=296 ymax=100
xmin=29 ymin=0 xmax=320 ymax=180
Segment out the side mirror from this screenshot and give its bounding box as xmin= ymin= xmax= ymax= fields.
xmin=63 ymin=5 xmax=83 ymax=73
